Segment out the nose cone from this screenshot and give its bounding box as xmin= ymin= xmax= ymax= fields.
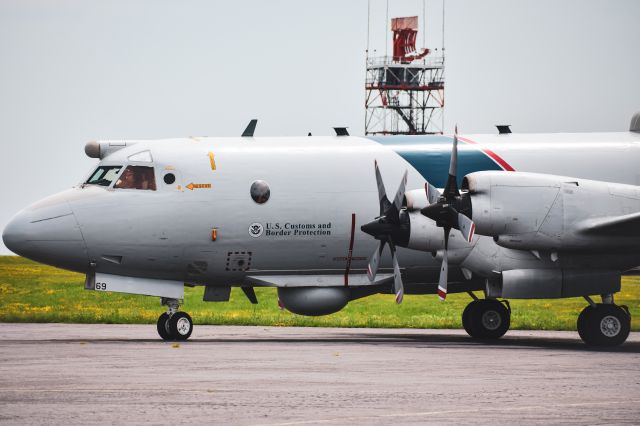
xmin=2 ymin=210 xmax=28 ymax=255
xmin=3 ymin=191 xmax=89 ymax=273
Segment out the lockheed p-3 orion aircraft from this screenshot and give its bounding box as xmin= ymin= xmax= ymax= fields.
xmin=4 ymin=114 xmax=640 ymax=345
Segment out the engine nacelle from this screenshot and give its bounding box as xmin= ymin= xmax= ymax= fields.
xmin=404 ymin=211 xmax=474 ymax=254
xmin=463 ymin=172 xmax=564 ymax=240
xmin=495 ymin=269 xmax=620 ymax=299
xmin=403 ymin=188 xmax=430 ymax=211
xmin=404 ymin=211 xmax=437 ymax=251
xmin=277 ymin=287 xmax=349 ymax=316
xmin=463 ymin=171 xmax=640 ymax=251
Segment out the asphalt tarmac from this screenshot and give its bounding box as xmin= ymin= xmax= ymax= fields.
xmin=0 ymin=324 xmax=639 ymax=425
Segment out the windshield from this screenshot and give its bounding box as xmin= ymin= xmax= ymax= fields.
xmin=86 ymin=166 xmax=122 ymax=186
xmin=114 ymin=165 xmax=156 ymax=190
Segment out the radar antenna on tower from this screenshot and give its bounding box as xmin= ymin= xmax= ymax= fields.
xmin=365 ymin=1 xmax=445 ymax=135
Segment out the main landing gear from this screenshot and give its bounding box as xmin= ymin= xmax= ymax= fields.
xmin=577 ymin=295 xmax=630 ymax=346
xmin=157 ymin=298 xmax=193 ymax=341
xmin=460 ymin=293 xmax=631 ymax=346
xmin=462 ymin=295 xmax=511 ymax=339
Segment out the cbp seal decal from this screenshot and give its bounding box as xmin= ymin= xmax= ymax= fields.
xmin=249 ymin=223 xmax=264 ymax=238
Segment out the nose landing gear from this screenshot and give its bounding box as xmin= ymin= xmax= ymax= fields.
xmin=157 ymin=298 xmax=193 ymax=341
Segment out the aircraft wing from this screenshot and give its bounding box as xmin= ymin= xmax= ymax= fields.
xmin=578 ymin=211 xmax=640 ymax=237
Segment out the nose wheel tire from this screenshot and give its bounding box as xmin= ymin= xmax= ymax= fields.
xmin=463 ymin=299 xmax=510 ymax=339
xmin=577 ymin=304 xmax=630 ymax=346
xmin=156 ymin=312 xmax=193 ymax=341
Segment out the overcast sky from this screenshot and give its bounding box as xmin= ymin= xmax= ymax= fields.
xmin=1 ymin=0 xmax=639 ymax=254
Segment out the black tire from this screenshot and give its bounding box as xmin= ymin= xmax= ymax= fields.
xmin=576 ymin=305 xmax=594 ymax=343
xmin=168 ymin=312 xmax=193 ymax=341
xmin=468 ymin=300 xmax=510 ymax=339
xmin=157 ymin=313 xmax=172 ymax=341
xmin=462 ymin=300 xmax=480 ymax=337
xmin=582 ymin=304 xmax=630 ymax=346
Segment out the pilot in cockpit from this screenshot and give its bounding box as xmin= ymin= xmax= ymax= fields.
xmin=114 ymin=166 xmax=156 ymax=190
xmin=115 ymin=167 xmax=135 ymax=189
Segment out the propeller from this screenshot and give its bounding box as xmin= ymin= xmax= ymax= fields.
xmin=361 ymin=161 xmax=408 ymax=304
xmin=420 ymin=126 xmax=475 ymax=300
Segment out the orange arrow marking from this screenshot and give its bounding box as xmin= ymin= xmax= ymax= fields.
xmin=186 ymin=183 xmax=212 ymax=190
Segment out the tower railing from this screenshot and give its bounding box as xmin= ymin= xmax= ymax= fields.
xmin=366 ymin=55 xmax=444 ymax=68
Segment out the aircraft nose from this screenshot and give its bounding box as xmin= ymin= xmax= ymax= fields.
xmin=3 ymin=192 xmax=89 ymax=272
xmin=2 ymin=210 xmax=29 ymax=255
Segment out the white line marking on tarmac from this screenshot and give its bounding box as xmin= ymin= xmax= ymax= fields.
xmin=251 ymin=399 xmax=640 ymax=426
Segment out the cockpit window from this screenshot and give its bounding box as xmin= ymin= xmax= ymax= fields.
xmin=114 ymin=166 xmax=157 ymax=190
xmin=86 ymin=166 xmax=122 ymax=186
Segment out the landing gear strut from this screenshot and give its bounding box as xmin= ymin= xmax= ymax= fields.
xmin=577 ymin=295 xmax=630 ymax=346
xmin=462 ymin=296 xmax=511 ymax=339
xmin=157 ymin=298 xmax=193 ymax=341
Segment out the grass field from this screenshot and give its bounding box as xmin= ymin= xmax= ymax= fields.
xmin=0 ymin=256 xmax=638 ymax=330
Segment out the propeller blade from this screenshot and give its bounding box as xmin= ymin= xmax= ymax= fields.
xmin=425 ymin=181 xmax=441 ymax=204
xmin=374 ymin=160 xmax=391 ymax=215
xmin=450 ymin=125 xmax=458 ymax=176
xmin=437 ymin=254 xmax=448 ymax=301
xmin=443 ymin=125 xmax=460 ymax=199
xmin=366 ymin=161 xmax=409 ymax=305
xmin=392 ymin=170 xmax=409 ymax=212
xmin=366 ymin=240 xmax=385 ymax=281
xmin=457 ymin=213 xmax=476 ymax=243
xmin=389 ymin=242 xmax=404 ymax=304
xmin=437 ymin=227 xmax=451 ymax=301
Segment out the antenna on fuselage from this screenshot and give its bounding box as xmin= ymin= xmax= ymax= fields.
xmin=496 ymin=125 xmax=512 ymax=134
xmin=242 ymin=119 xmax=258 ymax=137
